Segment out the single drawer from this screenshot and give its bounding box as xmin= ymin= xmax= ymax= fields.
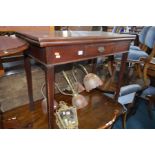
xmin=85 ymin=42 xmax=130 ymax=57
xmin=85 ymin=43 xmax=115 ymax=56
xmin=47 ymin=45 xmax=87 ymax=64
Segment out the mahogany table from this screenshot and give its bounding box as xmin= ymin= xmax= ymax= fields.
xmin=16 ymin=31 xmax=135 ymax=128
xmin=0 ymin=36 xmax=28 ymax=128
xmin=0 ymin=35 xmax=29 ymax=76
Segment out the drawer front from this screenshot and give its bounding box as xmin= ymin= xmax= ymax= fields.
xmin=48 ymin=45 xmax=87 ymax=64
xmin=85 ymin=42 xmax=130 ymax=56
xmin=47 ymin=42 xmax=130 ymax=65
xmin=113 ymin=42 xmax=130 ymax=53
xmin=85 ymin=43 xmax=115 ymax=56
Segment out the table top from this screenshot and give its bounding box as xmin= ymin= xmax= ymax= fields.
xmin=16 ymin=31 xmax=136 ymax=47
xmin=55 ymin=89 xmax=124 ymax=129
xmin=0 ymin=35 xmax=29 ymax=57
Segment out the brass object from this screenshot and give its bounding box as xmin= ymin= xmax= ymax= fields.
xmin=98 ymin=46 xmax=105 ymax=53
xmin=78 ymin=64 xmax=103 ymax=92
xmin=55 ymin=101 xmax=78 ymax=129
xmin=55 ymin=71 xmax=88 ymax=109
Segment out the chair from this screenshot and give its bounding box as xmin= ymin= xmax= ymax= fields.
xmin=115 ymin=26 xmax=155 ymax=86
xmin=112 ymin=26 xmax=126 ymax=33
xmin=140 ymin=58 xmax=155 ymax=119
xmin=115 ymin=27 xmax=155 ymax=62
xmin=143 ymin=41 xmax=155 ymax=85
xmin=130 ymin=26 xmax=151 ymax=51
xmin=143 ymin=57 xmax=155 ymax=79
xmin=104 ymin=27 xmax=150 ymax=85
xmin=140 ymin=86 xmax=155 ymax=119
xmin=103 ymin=83 xmax=142 ymax=128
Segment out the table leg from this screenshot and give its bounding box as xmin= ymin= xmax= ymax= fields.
xmin=0 ymin=58 xmax=4 ymax=77
xmin=107 ymin=56 xmax=114 ymax=76
xmin=91 ymin=58 xmax=97 ymax=73
xmin=24 ymin=55 xmax=34 ymax=111
xmin=0 ymin=104 xmax=3 ymax=129
xmin=45 ymin=66 xmax=55 ymax=129
xmin=115 ymin=52 xmax=128 ymax=100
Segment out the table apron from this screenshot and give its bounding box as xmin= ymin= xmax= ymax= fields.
xmin=26 ymin=41 xmax=130 ymax=66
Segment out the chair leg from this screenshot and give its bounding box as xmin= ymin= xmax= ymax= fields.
xmin=135 ymin=63 xmax=143 ymax=79
xmin=143 ymin=63 xmax=149 ymax=86
xmin=141 ymin=45 xmax=148 ymax=51
xmin=146 ymin=96 xmax=155 ymax=120
xmin=122 ymin=112 xmax=127 ymax=129
xmin=146 ymin=102 xmax=153 ymax=120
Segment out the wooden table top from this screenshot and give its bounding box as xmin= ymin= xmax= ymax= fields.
xmin=2 ymin=89 xmax=124 ymax=129
xmin=0 ymin=35 xmax=29 ymax=57
xmin=16 ymin=31 xmax=136 ymax=47
xmin=55 ymin=89 xmax=124 ymax=129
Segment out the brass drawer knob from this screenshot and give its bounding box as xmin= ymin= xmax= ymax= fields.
xmin=98 ymin=47 xmax=105 ymax=53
